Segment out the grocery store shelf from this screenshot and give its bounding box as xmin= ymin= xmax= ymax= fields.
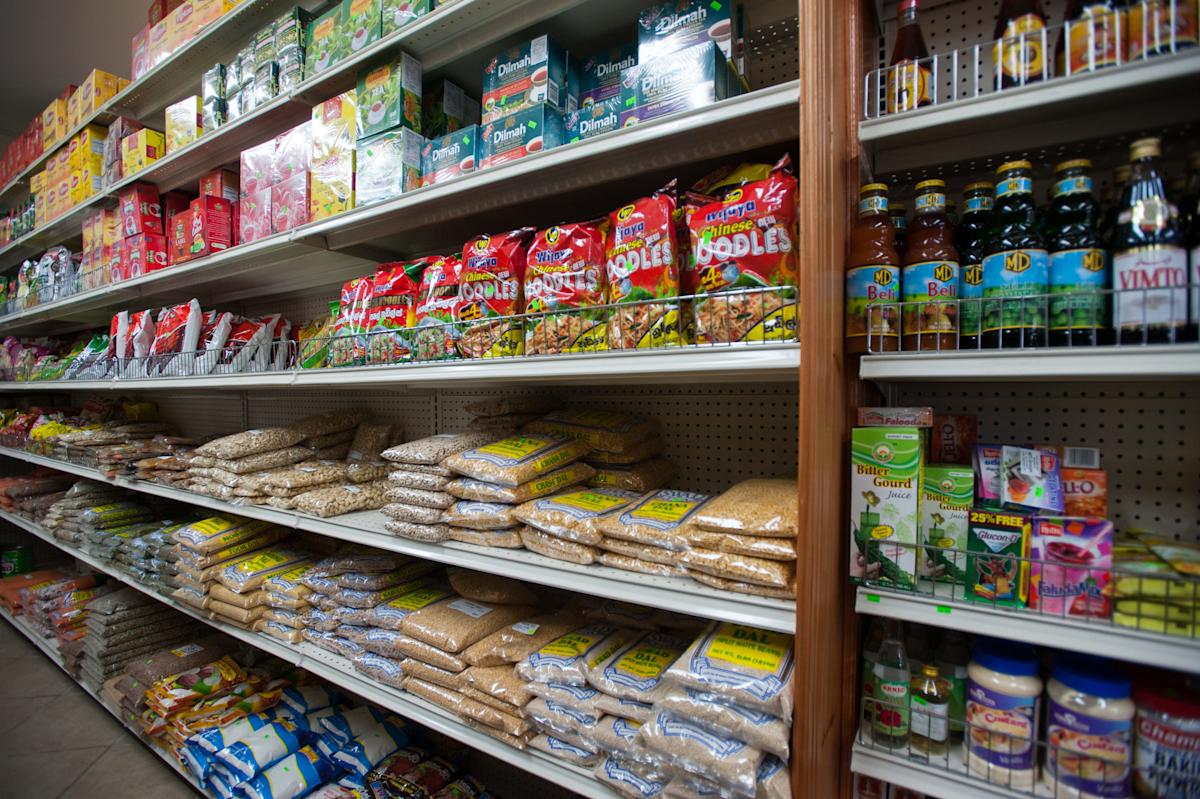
xmin=851 ymin=743 xmax=1040 ymax=799
xmin=0 ymin=343 xmax=801 ymax=390
xmin=0 ymin=507 xmax=622 ymax=799
xmin=0 ymin=607 xmax=210 ymax=797
xmin=859 ymin=343 xmax=1200 ymax=382
xmin=295 ymin=80 xmax=801 ymax=253
xmin=855 ymin=586 xmax=1200 ymax=674
xmin=862 ymin=51 xmax=1200 ymax=176
xmin=0 ymin=194 xmax=106 ymax=267
xmin=0 ymin=446 xmax=797 ymax=633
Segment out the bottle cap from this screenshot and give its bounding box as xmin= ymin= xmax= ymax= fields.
xmin=922 ymin=663 xmax=939 ymax=678
xmin=898 ymin=0 xmax=919 ymax=11
xmin=964 ymin=181 xmax=994 ymax=193
xmin=891 ymin=202 xmax=906 ymax=212
xmin=1130 ymin=137 xmax=1161 ymax=160
xmin=860 ymin=183 xmax=889 ymax=194
xmin=997 ymin=160 xmax=1033 ymax=175
xmin=1054 ymin=158 xmax=1091 ymax=173
xmin=1114 ymin=164 xmax=1131 ymax=183
xmin=915 ymin=178 xmax=946 ymax=192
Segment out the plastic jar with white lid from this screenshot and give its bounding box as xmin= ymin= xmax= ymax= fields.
xmin=1133 ymin=679 xmax=1200 ymax=799
xmin=965 ymin=637 xmax=1043 ymax=790
xmin=1045 ymin=655 xmax=1134 ymax=799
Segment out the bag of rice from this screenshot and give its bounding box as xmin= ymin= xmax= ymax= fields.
xmin=370 ymin=586 xmax=455 ymax=629
xmin=689 ymin=479 xmax=797 ymax=538
xmin=332 ymin=719 xmax=409 ymax=776
xmin=663 ymin=622 xmax=794 ymax=718
xmin=335 ymin=571 xmax=441 ymax=609
xmin=387 ymin=470 xmax=451 ymax=491
xmin=594 ymin=754 xmax=670 ymax=799
xmin=519 ymin=525 xmax=599 ymax=564
xmin=595 ymin=694 xmax=655 ymax=723
xmin=518 ymin=624 xmax=633 ymax=686
xmin=462 ymin=614 xmax=584 ymax=667
xmin=441 ymin=500 xmax=518 ymax=530
xmin=683 ymin=529 xmax=796 ymax=561
xmin=687 ymin=571 xmax=794 ymax=599
xmin=352 ymin=652 xmax=405 ymax=689
xmin=459 ymin=685 xmax=523 ymax=717
xmin=382 ymin=433 xmax=494 ymax=465
xmin=445 ymin=569 xmax=538 ymax=605
xmin=446 ymin=462 xmax=596 ymax=506
xmin=448 ymin=527 xmax=523 ymax=548
xmin=656 ymin=689 xmax=790 ymax=760
xmin=216 ymin=548 xmax=310 ymax=593
xmin=444 ymin=435 xmax=591 ymax=487
xmin=398 ymin=598 xmax=535 ymax=653
xmin=589 ymin=458 xmax=677 ymax=492
xmin=456 ymin=696 xmax=531 ymax=739
xmin=514 ymin=487 xmax=641 ymax=545
xmin=384 ymin=520 xmax=451 ymax=542
xmin=241 ymin=745 xmax=336 ymax=799
xmin=396 ymin=637 xmax=468 ymax=673
xmin=595 ymin=490 xmax=710 ymax=550
xmin=466 ymin=664 xmax=534 ymax=708
xmin=524 ymin=409 xmax=658 ymax=454
xmin=586 ymin=631 xmax=689 ymax=703
xmin=678 ymin=549 xmax=795 ymax=589
xmin=529 ymin=734 xmax=600 ymax=766
xmin=639 ymin=710 xmax=764 ymax=799
xmin=175 ymin=517 xmax=277 ymax=554
xmin=400 ymin=656 xmax=468 ymax=692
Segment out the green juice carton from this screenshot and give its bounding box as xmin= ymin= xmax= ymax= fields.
xmin=919 ymin=464 xmax=973 ymax=585
xmin=849 ymin=426 xmax=923 ymax=591
xmin=966 ymin=508 xmax=1031 ymax=607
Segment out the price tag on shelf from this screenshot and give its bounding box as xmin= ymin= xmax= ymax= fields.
xmin=936 ymin=605 xmax=952 ymax=614
xmin=866 ymin=594 xmax=881 ymax=603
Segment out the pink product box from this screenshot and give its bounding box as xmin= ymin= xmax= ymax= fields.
xmin=239 ymin=140 xmax=276 ymax=198
xmin=1030 ymin=516 xmax=1114 ymax=619
xmin=238 ymin=191 xmax=272 ymax=243
xmin=271 ymin=172 xmax=310 ymax=233
xmin=272 ymin=121 xmax=312 ymax=186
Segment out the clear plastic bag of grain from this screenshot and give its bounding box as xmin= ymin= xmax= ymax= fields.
xmin=263 ymin=461 xmax=348 ymax=490
xmin=294 ymin=481 xmax=390 ymax=518
xmin=305 ymin=428 xmax=355 ymax=450
xmin=213 ymin=446 xmax=311 ymax=474
xmin=595 ymin=489 xmax=710 ymax=550
xmin=465 ymin=395 xmax=560 ymax=417
xmin=194 ymin=428 xmax=306 ymax=459
xmin=519 ymin=525 xmax=599 ymax=564
xmin=639 ymin=710 xmax=764 ymax=799
xmin=461 ymin=613 xmax=586 ymax=667
xmin=387 ymin=470 xmax=451 ymax=491
xmin=448 ymin=527 xmax=523 ymax=548
xmin=656 ymin=689 xmax=791 ymax=760
xmin=598 ymin=552 xmax=686 ymax=577
xmin=529 ymin=734 xmax=600 ymax=766
xmin=517 ymin=624 xmax=634 ymax=686
xmin=346 ymin=422 xmax=393 ymax=462
xmin=382 ymin=432 xmax=495 ymax=465
xmin=384 ymin=520 xmax=451 ymax=542
xmin=586 ymin=437 xmax=664 ymax=465
xmin=678 ymin=548 xmax=795 ymax=589
xmin=594 ymin=754 xmax=671 ymax=799
xmin=689 ymin=479 xmax=798 ymax=538
xmin=465 ymin=664 xmax=535 ymax=709
xmin=446 ymin=569 xmax=538 ymax=605
xmin=523 ymin=409 xmax=658 ymax=454
xmin=345 ymin=461 xmax=389 ymax=483
xmin=682 ymin=529 xmax=796 ymax=561
xmin=687 ymin=571 xmax=794 ymax=599
xmin=398 ymin=597 xmax=536 ymax=654
xmin=381 ymin=502 xmax=444 ymax=525
xmin=663 ymin=621 xmax=795 ymax=718
xmin=598 ymin=537 xmax=678 ymax=566
xmin=588 ymin=457 xmax=677 ymax=492
xmin=441 ymin=500 xmax=519 ymax=530
xmin=585 ymin=630 xmax=690 ymax=704
xmin=287 ymin=409 xmax=368 ymax=439
xmin=444 ymin=435 xmax=591 ymax=487
xmin=368 ymin=585 xmax=455 ymax=630
xmin=445 ymin=461 xmax=595 ymax=503
xmin=384 ymin=485 xmax=454 ymax=509
xmin=514 ymin=487 xmax=641 ymax=545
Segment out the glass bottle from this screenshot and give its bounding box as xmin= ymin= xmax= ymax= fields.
xmin=887 ymin=0 xmax=932 ymax=114
xmin=1047 ymin=159 xmax=1109 ymax=347
xmin=860 ymin=618 xmax=886 ymax=737
xmin=902 ymin=179 xmax=960 ymax=351
xmin=871 ymin=620 xmax=911 ymax=750
xmin=910 ymin=663 xmax=951 ymax=761
xmin=1061 ymin=0 xmax=1128 ymax=76
xmin=1128 ymin=0 xmax=1200 ymax=61
xmin=982 ymin=160 xmax=1049 ymax=348
xmin=906 ymin=626 xmax=931 ymax=676
xmin=1112 ymin=137 xmax=1188 ymax=343
xmin=890 ymin=202 xmax=909 ymax=255
xmin=957 ymin=182 xmax=995 ymax=349
xmin=946 ymin=198 xmax=959 ymax=227
xmin=935 ymin=631 xmax=970 ymax=745
xmin=847 ymin=184 xmax=901 ymax=353
xmin=994 ymin=0 xmax=1050 ymax=88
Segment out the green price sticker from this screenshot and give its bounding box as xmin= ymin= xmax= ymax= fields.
xmin=711 ymin=1 xmax=723 ymax=9
xmin=528 ymin=121 xmax=538 ymax=129
xmin=936 ymin=605 xmax=952 ymax=615
xmin=866 ymin=594 xmax=881 ymax=603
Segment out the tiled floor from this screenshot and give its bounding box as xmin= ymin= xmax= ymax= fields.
xmin=0 ymin=618 xmax=202 ymax=798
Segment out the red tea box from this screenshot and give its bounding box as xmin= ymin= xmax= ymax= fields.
xmin=161 ymin=190 xmax=191 ymax=224
xmin=239 ymin=139 xmax=275 ymax=198
xmin=127 ymin=232 xmax=169 ymax=276
xmin=187 ymin=195 xmax=233 ymax=257
xmin=148 ymin=16 xmax=171 ymax=68
xmin=1062 ymin=468 xmax=1108 ymax=518
xmin=238 ymin=191 xmax=272 ymax=243
xmin=270 ymin=172 xmax=310 ymax=233
xmin=272 ymin=121 xmax=312 ymax=185
xmin=132 ymin=25 xmax=151 ymax=80
xmin=101 ymin=207 xmax=122 ymax=247
xmin=199 ymin=168 xmax=238 ymax=202
xmin=117 ymin=239 xmax=133 ymax=281
xmin=169 ymin=210 xmax=193 ymax=265
xmin=118 ymin=182 xmax=162 ymax=236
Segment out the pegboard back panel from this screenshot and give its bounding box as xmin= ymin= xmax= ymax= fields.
xmin=245 ymin=390 xmax=440 ymax=441
xmin=891 ymin=382 xmax=1199 ymax=540
xmin=153 ymin=392 xmax=247 ymax=441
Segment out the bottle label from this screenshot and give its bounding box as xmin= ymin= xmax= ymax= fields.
xmin=965 ymin=196 xmax=993 ymax=213
xmin=1066 ymin=5 xmax=1127 ymax=73
xmin=859 ymin=196 xmax=888 ymax=215
xmin=981 ymin=249 xmax=1049 ymax=334
xmin=892 ymin=216 xmax=907 ymax=232
xmin=1053 ymin=176 xmax=1093 ymax=197
xmin=902 ymin=260 xmax=958 ymax=335
xmin=914 ymin=192 xmax=946 ymax=212
xmin=944 ymin=665 xmax=967 ymax=727
xmin=886 ymin=60 xmax=931 ymax=115
xmin=966 ymin=679 xmax=1039 ymax=771
xmin=1121 ymin=197 xmax=1177 ymax=233
xmin=1113 ymin=245 xmax=1188 ymax=330
xmin=846 ymin=265 xmax=900 ymax=345
xmin=911 ymin=695 xmax=949 ymax=742
xmin=1050 ymin=248 xmax=1108 ymax=331
xmin=872 ymin=672 xmax=910 ymax=738
xmin=1046 ymin=697 xmax=1132 ymax=796
xmin=994 ymin=13 xmax=1047 ymax=82
xmin=959 ymin=262 xmax=984 ymax=339
xmin=997 ymin=177 xmax=1033 ymax=198
xmin=1128 ymin=1 xmax=1200 ymax=61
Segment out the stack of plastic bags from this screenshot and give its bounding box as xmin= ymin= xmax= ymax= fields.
xmin=43 ymin=480 xmax=136 ymax=543
xmin=79 ymin=586 xmax=204 ymax=692
xmin=107 ymin=631 xmax=231 ymax=724
xmin=115 ymin=519 xmax=189 ymax=592
xmin=252 ymin=560 xmax=317 ymax=645
xmin=0 ymin=569 xmax=67 ymax=615
xmin=379 ymin=431 xmax=494 ymax=543
xmin=18 ymin=572 xmax=114 ymax=644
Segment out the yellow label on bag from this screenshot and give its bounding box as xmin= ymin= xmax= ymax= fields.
xmin=614 ymin=645 xmax=676 ymax=679
xmin=382 ymin=586 xmax=448 ymax=610
xmin=539 ymin=631 xmax=601 ymax=659
xmin=587 ymin=636 xmax=627 ymax=668
xmin=550 ymin=490 xmax=629 ymax=515
xmin=231 ymin=549 xmax=292 ymax=575
xmin=476 ymin=435 xmax=555 ymax=461
xmin=630 ymin=498 xmax=701 ymax=524
xmin=706 ymin=623 xmax=789 ymax=673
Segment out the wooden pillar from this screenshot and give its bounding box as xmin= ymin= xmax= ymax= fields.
xmin=792 ymin=1 xmax=859 ymax=798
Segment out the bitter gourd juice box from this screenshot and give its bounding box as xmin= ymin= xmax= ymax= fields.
xmin=919 ymin=464 xmax=973 ymax=586
xmin=849 ymin=427 xmax=922 ymax=591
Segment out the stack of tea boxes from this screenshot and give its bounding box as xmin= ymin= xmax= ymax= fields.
xmin=848 ymin=406 xmax=1116 ymax=621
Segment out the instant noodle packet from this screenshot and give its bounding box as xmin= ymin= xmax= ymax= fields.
xmin=368 ymin=262 xmax=422 ymax=365
xmin=524 ymin=220 xmax=609 ymax=355
xmin=605 ymin=182 xmax=681 ymax=349
xmin=457 ymin=228 xmax=533 ymax=358
xmin=413 ymin=255 xmax=461 ymax=361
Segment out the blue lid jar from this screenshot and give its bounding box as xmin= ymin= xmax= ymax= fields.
xmin=971 ymin=636 xmax=1040 ymax=677
xmin=1052 ymin=654 xmax=1131 ymax=699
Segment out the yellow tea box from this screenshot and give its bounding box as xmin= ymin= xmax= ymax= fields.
xmin=919 ymin=464 xmax=973 ymax=585
xmin=310 ymin=92 xmax=357 ymax=220
xmin=77 ymin=69 xmax=124 ymax=116
xmin=165 ymin=96 xmax=203 ymax=152
xmin=849 ymin=426 xmax=923 ymax=590
xmin=67 ymin=88 xmax=83 ymax=129
xmin=30 ymin=170 xmax=45 ymax=194
xmin=122 ymin=129 xmax=165 ymax=175
xmin=41 ymin=99 xmax=68 ymax=147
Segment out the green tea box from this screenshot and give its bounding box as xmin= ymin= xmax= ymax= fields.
xmin=919 ymin=464 xmax=973 ymax=585
xmin=356 ymin=51 xmax=422 ymax=140
xmin=849 ymin=426 xmax=923 ymax=590
xmin=966 ymin=508 xmax=1031 ymax=607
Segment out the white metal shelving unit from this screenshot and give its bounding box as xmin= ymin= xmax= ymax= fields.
xmin=0 ymin=506 xmax=621 ymax=799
